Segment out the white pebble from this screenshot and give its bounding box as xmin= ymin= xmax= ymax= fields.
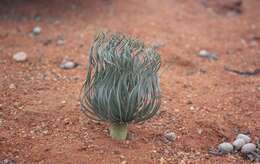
xmin=218 ymin=142 xmax=233 ymax=153
xmin=232 ymin=138 xmax=246 ymax=150
xmin=32 ymin=26 xmax=42 ymax=35
xmin=9 ymin=83 xmax=16 ymax=89
xmin=241 ymin=143 xmax=256 ymax=154
xmin=60 ymin=60 xmax=77 ymax=69
xmin=236 ymin=134 xmax=251 ymax=143
xmin=199 ymin=50 xmax=209 ymax=56
xmin=57 ymin=39 xmax=65 ymax=45
xmin=13 ymin=52 xmax=27 ymax=62
xmin=198 ymin=50 xmax=218 ymax=60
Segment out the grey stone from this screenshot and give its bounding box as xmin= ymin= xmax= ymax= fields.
xmin=57 ymin=39 xmax=65 ymax=45
xmin=164 ymin=132 xmax=176 ymax=141
xmin=60 ymin=60 xmax=77 ymax=69
xmin=218 ymin=142 xmax=233 ymax=153
xmin=241 ymin=143 xmax=256 ymax=154
xmin=232 ymin=138 xmax=246 ymax=150
xmin=236 ymin=134 xmax=251 ymax=143
xmin=246 ymin=153 xmax=255 ymax=161
xmin=32 ymin=26 xmax=42 ymax=35
xmin=9 ymin=160 xmax=15 ymax=164
xmin=13 ymin=52 xmax=27 ymax=62
xmin=198 ymin=50 xmax=218 ymax=61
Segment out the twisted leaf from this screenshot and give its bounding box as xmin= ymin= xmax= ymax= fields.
xmin=80 ymin=32 xmax=161 ymax=124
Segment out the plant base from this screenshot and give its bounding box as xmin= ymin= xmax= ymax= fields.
xmin=109 ymin=123 xmax=128 ymax=140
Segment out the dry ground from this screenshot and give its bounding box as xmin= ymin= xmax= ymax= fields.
xmin=0 ymin=0 xmax=259 ymax=163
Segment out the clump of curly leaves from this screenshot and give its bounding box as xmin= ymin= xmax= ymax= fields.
xmin=80 ymin=32 xmax=161 ymax=140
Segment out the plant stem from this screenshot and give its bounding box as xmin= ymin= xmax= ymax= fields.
xmin=109 ymin=123 xmax=128 ymax=140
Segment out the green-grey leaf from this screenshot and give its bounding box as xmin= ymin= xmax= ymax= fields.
xmin=80 ymin=32 xmax=161 ymax=124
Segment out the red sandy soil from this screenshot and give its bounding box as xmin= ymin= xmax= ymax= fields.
xmin=0 ymin=0 xmax=259 ymax=163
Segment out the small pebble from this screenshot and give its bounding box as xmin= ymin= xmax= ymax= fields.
xmin=164 ymin=132 xmax=176 ymax=141
xmin=218 ymin=142 xmax=233 ymax=153
xmin=197 ymin=128 xmax=203 ymax=135
xmin=13 ymin=52 xmax=27 ymax=62
xmin=57 ymin=39 xmax=65 ymax=45
xmin=121 ymin=161 xmax=127 ymax=164
xmin=9 ymin=160 xmax=15 ymax=164
xmin=119 ymin=155 xmax=125 ymax=159
xmin=9 ymin=83 xmax=16 ymax=89
xmin=42 ymin=130 xmax=48 ymax=135
xmin=32 ymin=26 xmax=42 ymax=35
xmin=241 ymin=143 xmax=256 ymax=154
xmin=232 ymin=138 xmax=246 ymax=150
xmin=60 ymin=60 xmax=77 ymax=69
xmin=197 ymin=50 xmax=218 ymax=61
xmin=159 ymin=157 xmax=165 ymax=164
xmin=236 ymin=134 xmax=251 ymax=143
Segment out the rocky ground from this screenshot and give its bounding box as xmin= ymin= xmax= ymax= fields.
xmin=0 ymin=0 xmax=259 ymax=163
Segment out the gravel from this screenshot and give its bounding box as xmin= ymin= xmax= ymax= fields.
xmin=60 ymin=60 xmax=77 ymax=69
xmin=57 ymin=38 xmax=65 ymax=45
xmin=197 ymin=50 xmax=218 ymax=61
xmin=233 ymin=138 xmax=246 ymax=150
xmin=32 ymin=26 xmax=42 ymax=35
xmin=218 ymin=142 xmax=233 ymax=153
xmin=13 ymin=52 xmax=27 ymax=62
xmin=241 ymin=143 xmax=256 ymax=154
xmin=9 ymin=84 xmax=16 ymax=89
xmin=164 ymin=132 xmax=176 ymax=141
xmin=236 ymin=134 xmax=251 ymax=143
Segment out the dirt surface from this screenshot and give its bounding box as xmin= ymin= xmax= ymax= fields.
xmin=0 ymin=0 xmax=260 ymax=163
